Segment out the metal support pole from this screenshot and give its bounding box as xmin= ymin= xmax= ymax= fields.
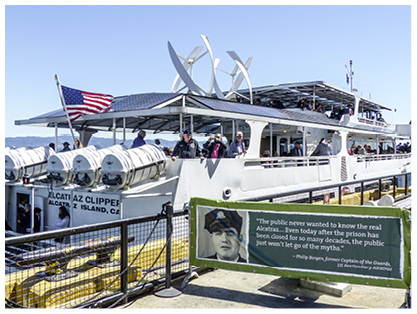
xmin=360 ymin=182 xmax=364 ymax=205
xmin=113 ymin=118 xmax=116 ymax=145
xmin=404 ymin=173 xmax=408 ymax=195
xmin=122 ymin=117 xmax=126 ymax=145
xmin=30 ymin=187 xmax=35 ymax=234
xmin=393 ymin=176 xmax=396 ymax=199
xmin=309 ymin=191 xmax=313 ymax=203
xmin=378 ymin=178 xmax=382 ymax=200
xmin=166 ymin=203 xmax=173 ymax=288
xmin=338 ymin=186 xmax=342 ymax=205
xmin=120 ymin=222 xmax=128 ymax=304
xmin=154 ymin=202 xmax=182 ymax=298
xmin=54 ymin=122 xmax=58 ymax=152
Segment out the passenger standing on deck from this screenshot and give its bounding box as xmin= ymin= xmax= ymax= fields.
xmin=343 ymin=104 xmax=354 ymax=116
xmin=290 ymin=142 xmax=303 ymax=156
xmin=203 ymin=133 xmax=227 ymax=158
xmin=61 ymin=142 xmax=71 ymax=152
xmin=73 ymin=138 xmax=83 ymax=150
xmin=17 ymin=203 xmax=31 ymax=234
xmin=171 ymin=130 xmax=204 ymax=161
xmin=131 ymin=130 xmax=146 ymax=148
xmin=34 ymin=208 xmax=41 ymax=233
xmin=154 ymin=139 xmax=164 ymax=150
xmin=354 ymin=144 xmax=365 ymax=155
xmin=312 ymin=138 xmax=332 ymax=156
xmin=347 ymin=144 xmax=356 ymax=155
xmin=228 ymin=131 xmax=247 ymax=158
xmin=55 ymin=206 xmax=70 ymax=243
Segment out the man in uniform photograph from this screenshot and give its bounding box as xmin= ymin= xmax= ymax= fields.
xmin=204 ymin=208 xmax=247 ymax=263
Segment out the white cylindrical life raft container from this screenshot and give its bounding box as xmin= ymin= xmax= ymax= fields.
xmin=72 ymin=145 xmax=126 ymax=187
xmin=5 ymin=146 xmax=55 ymax=182
xmin=47 ymin=146 xmax=97 ymax=186
xmin=101 ymin=144 xmax=166 ymax=190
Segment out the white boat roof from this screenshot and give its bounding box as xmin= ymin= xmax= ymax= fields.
xmin=14 ymin=81 xmax=395 ymax=135
xmin=240 ymin=81 xmax=393 ymax=112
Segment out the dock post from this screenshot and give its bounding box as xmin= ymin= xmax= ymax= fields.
xmin=154 ymin=202 xmax=182 ymax=298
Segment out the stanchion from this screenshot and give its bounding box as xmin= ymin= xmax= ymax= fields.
xmin=154 ymin=202 xmax=182 ymax=298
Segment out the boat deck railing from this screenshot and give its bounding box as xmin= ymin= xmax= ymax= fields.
xmin=243 ymin=172 xmax=411 ymax=206
xmin=356 ymin=152 xmax=411 ymax=162
xmin=245 ymin=156 xmax=333 ymax=169
xmin=245 ymin=153 xmax=410 ymax=169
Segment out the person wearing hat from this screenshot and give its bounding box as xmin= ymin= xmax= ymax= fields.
xmin=227 ymin=131 xmax=247 ymax=158
xmin=131 ymin=130 xmax=146 ymax=148
xmin=204 ymin=208 xmax=247 ymax=263
xmin=61 ymin=142 xmax=71 ymax=152
xmin=171 ymin=129 xmax=203 ymax=161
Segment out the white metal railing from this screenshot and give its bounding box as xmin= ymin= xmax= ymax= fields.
xmin=356 ymin=153 xmax=411 ymax=162
xmin=244 ymin=156 xmax=333 ymax=169
xmin=244 ymin=153 xmax=410 ymax=169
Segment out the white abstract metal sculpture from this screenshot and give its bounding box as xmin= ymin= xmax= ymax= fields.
xmin=168 ymin=35 xmax=253 ymax=103
xmin=200 ymin=35 xmax=225 ymax=99
xmin=168 ymin=41 xmax=203 ymax=95
xmin=223 ymin=57 xmax=253 ymax=99
xmin=226 ymin=51 xmax=253 ymax=104
xmin=170 ymin=45 xmax=205 ymax=93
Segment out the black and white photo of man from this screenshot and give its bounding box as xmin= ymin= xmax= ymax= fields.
xmin=198 ymin=207 xmax=248 ymax=263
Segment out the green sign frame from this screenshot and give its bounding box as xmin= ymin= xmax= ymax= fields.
xmin=189 ymin=197 xmax=411 ymax=289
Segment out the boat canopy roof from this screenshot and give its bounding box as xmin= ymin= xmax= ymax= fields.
xmin=240 ymin=81 xmax=393 ymax=112
xmin=15 ymin=81 xmax=394 ymax=135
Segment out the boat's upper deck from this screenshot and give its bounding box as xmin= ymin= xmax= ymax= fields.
xmin=14 ymin=81 xmax=396 ymax=136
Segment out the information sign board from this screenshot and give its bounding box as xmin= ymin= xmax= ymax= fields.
xmin=190 ymin=197 xmax=411 ymax=289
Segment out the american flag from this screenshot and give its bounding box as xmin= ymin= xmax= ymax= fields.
xmin=61 ymin=85 xmax=113 ymax=122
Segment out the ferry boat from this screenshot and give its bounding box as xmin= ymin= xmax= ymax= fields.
xmin=5 ymin=38 xmax=411 ymax=234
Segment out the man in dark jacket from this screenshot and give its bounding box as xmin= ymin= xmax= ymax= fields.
xmin=171 ymin=130 xmax=204 ymax=161
xmin=34 ymin=208 xmax=41 ymax=233
xmin=203 ymin=133 xmax=227 ymax=158
xmin=290 ymin=142 xmax=303 ymax=156
xmin=131 ymin=130 xmax=146 ymax=148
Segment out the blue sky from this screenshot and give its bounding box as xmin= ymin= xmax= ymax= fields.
xmin=3 ymin=4 xmax=413 ymax=140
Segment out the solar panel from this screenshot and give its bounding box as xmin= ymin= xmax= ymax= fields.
xmin=110 ymin=93 xmax=180 ymax=111
xmin=189 ymin=96 xmax=288 ymax=119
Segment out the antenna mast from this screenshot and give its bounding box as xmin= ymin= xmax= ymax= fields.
xmin=345 ymin=60 xmax=354 ymax=92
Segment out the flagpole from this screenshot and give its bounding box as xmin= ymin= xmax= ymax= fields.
xmin=55 ymin=74 xmax=77 ymax=149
